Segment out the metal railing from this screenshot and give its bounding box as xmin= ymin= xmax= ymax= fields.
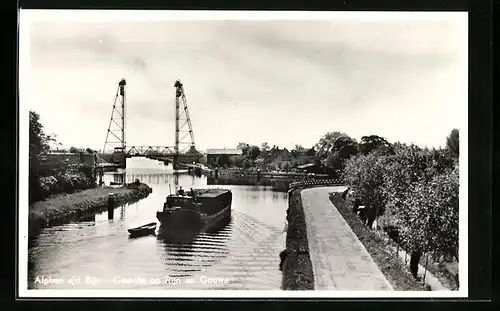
xmin=288 ymin=179 xmax=345 ymax=190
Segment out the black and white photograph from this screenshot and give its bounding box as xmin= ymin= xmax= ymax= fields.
xmin=19 ymin=10 xmax=467 ymax=297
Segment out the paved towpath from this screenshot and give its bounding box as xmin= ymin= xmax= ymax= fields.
xmin=301 ymin=186 xmax=393 ymax=291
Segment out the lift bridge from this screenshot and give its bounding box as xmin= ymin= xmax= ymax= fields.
xmin=100 ymin=79 xmax=202 ymax=169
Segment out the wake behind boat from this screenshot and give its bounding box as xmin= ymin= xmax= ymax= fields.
xmin=156 ymin=187 xmax=232 ymax=236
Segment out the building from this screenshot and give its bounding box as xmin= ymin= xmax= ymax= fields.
xmin=267 ymin=146 xmax=292 ymax=169
xmin=206 ymin=148 xmax=243 ymax=167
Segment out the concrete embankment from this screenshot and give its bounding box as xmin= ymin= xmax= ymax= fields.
xmin=29 ymin=182 xmax=152 ymax=238
xmin=281 ymin=188 xmax=315 ymax=290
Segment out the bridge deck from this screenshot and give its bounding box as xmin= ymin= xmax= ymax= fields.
xmin=301 ymin=186 xmax=393 ymax=291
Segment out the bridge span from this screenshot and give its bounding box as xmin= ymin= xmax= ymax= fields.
xmin=100 ymin=79 xmax=201 ymax=169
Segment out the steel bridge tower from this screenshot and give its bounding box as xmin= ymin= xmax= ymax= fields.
xmin=103 ymin=79 xmax=127 ymax=165
xmin=173 ymin=80 xmax=196 ymax=168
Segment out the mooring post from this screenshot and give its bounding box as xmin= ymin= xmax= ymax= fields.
xmin=98 ymin=168 xmax=104 ymax=186
xmin=107 ymin=193 xmax=116 ymax=219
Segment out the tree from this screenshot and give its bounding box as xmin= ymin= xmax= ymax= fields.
xmin=446 ymin=128 xmax=459 ymax=159
xmin=315 ymin=132 xmax=344 ymax=159
xmin=394 ymin=169 xmax=459 ymax=263
xmin=237 ymin=142 xmax=250 ymax=157
xmin=260 ymin=142 xmax=271 ymax=152
xmin=343 ymin=153 xmax=388 ymax=228
xmin=359 ymin=135 xmax=393 ymax=155
xmin=237 ymin=142 xmax=248 ymax=149
xmin=428 ymin=147 xmax=456 ymax=176
xmin=383 ymin=143 xmax=434 ymax=216
xmin=29 ymin=110 xmax=57 ymax=203
xmin=291 ymin=144 xmax=306 ymax=157
xmin=85 ymin=148 xmax=94 ymax=154
xmin=382 ymin=141 xmax=459 ymax=277
xmin=306 ymin=147 xmax=316 ymax=157
xmin=29 ymin=111 xmax=55 ymax=156
xmin=315 ymin=132 xmax=358 ymax=176
xmin=69 ymin=146 xmax=79 ymax=153
xmin=246 ymin=145 xmax=261 ymax=160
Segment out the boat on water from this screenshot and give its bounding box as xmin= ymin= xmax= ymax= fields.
xmin=127 ymin=222 xmax=157 ymax=237
xmin=156 ymin=188 xmax=232 ymax=234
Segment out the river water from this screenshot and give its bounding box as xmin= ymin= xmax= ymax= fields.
xmin=28 ymin=158 xmax=288 ymax=290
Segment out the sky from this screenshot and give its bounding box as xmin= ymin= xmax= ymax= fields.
xmin=22 ymin=11 xmax=468 ymax=152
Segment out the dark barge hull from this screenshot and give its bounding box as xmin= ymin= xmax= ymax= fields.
xmin=156 ymin=188 xmax=232 ymax=236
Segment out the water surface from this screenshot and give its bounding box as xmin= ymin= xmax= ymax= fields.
xmin=28 ymin=158 xmax=288 ymax=290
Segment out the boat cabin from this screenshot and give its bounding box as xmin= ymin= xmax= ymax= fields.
xmin=164 ymin=195 xmax=200 ymax=211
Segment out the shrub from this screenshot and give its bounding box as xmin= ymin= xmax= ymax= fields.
xmin=39 ymin=176 xmax=58 ymax=197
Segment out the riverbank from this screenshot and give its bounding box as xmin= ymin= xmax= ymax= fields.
xmin=329 ymin=192 xmax=428 ymax=291
xmin=207 ymin=168 xmax=329 ymax=180
xmin=281 ymin=188 xmax=314 ymax=290
xmin=207 ymin=176 xmax=294 ymax=192
xmin=29 ymin=182 xmax=152 ymax=238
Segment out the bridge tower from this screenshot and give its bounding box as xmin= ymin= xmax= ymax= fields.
xmin=173 ymin=80 xmax=196 ymax=169
xmin=103 ymin=79 xmax=127 ymax=168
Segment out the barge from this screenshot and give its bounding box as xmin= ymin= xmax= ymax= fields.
xmin=156 ymin=188 xmax=232 ymax=234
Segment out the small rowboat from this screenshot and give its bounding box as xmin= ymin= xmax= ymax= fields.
xmin=128 ymin=222 xmax=157 ymax=237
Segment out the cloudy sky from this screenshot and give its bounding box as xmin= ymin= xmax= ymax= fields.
xmin=22 ymin=11 xmax=468 ymax=152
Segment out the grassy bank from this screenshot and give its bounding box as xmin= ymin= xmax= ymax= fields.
xmin=375 ymin=213 xmax=459 ymax=290
xmin=29 ymin=182 xmax=152 ymax=237
xmin=329 ymin=193 xmax=427 ymax=291
xmin=281 ymin=188 xmax=314 ymax=290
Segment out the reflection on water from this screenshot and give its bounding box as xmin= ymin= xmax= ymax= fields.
xmin=28 ymin=158 xmax=287 ymax=290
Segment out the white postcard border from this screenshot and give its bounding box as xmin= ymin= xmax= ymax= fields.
xmin=18 ymin=9 xmax=469 ymax=298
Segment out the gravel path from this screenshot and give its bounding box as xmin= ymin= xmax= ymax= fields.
xmin=301 ymin=187 xmax=393 ymax=291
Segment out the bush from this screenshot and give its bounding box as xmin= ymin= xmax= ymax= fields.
xmin=39 ymin=176 xmax=58 ymax=198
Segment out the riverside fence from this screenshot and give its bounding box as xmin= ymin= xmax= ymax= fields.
xmin=288 ymin=179 xmax=345 ymax=191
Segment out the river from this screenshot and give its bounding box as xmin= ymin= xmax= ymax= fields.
xmin=28 ymin=158 xmax=288 ymax=290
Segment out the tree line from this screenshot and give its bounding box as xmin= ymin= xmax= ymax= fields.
xmin=244 ymin=129 xmax=459 ymax=281
xmin=335 ymin=129 xmax=459 ymax=282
